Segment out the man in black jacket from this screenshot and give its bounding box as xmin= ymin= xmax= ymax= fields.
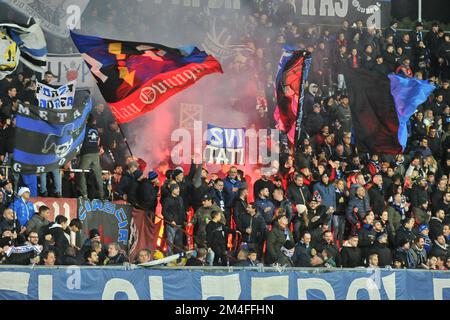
xmin=287 ymin=174 xmax=312 ymax=210
xmin=138 ymin=170 xmax=160 ymax=220
xmin=367 ymin=233 xmax=392 ymax=267
xmin=105 ymin=243 xmax=127 ymax=265
xmin=118 ymin=161 xmax=141 ymax=205
xmin=46 ymin=215 xmax=70 ymax=264
xmin=368 ymin=174 xmax=386 ymax=217
xmin=395 ymin=217 xmax=417 ymax=248
xmin=314 ymin=230 xmax=339 ymax=261
xmin=162 ymin=184 xmax=186 ymax=256
xmin=338 ymin=235 xmax=363 ymax=267
xmin=232 ymin=187 xmax=248 ymax=228
xmin=429 ymin=209 xmax=445 ymax=241
xmin=237 ymin=203 xmax=266 ymax=260
xmin=253 ymin=172 xmax=274 ymax=201
xmin=206 ymin=210 xmax=240 ymax=266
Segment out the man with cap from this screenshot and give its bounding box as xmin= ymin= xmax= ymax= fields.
xmin=9 ymin=186 xmax=35 ymax=228
xmin=418 ymin=224 xmax=432 ymax=253
xmin=367 ymin=232 xmax=392 ymax=267
xmin=172 ymin=166 xmax=194 ymax=214
xmin=138 ymin=170 xmax=160 ymax=220
xmin=162 ymin=183 xmax=186 ymax=256
xmin=188 ymin=193 xmax=224 ymax=249
xmin=0 ymin=179 xmax=14 ymax=205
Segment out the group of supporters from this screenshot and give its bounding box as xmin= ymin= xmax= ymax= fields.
xmin=0 ymin=0 xmax=448 ymax=268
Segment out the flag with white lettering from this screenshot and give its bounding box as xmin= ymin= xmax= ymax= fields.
xmin=70 ymin=31 xmax=223 ymax=124
xmin=205 ymin=124 xmax=245 ymax=165
xmin=13 ymin=98 xmax=92 ymax=174
xmin=36 ymin=80 xmax=76 ymax=109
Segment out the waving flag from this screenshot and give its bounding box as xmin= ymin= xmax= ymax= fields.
xmin=273 ymin=48 xmax=311 ymax=146
xmin=13 ymin=98 xmax=92 ymax=174
xmin=388 ymin=74 xmax=435 ymax=151
xmin=345 ymin=69 xmax=435 ymax=154
xmin=70 ymin=31 xmax=223 ymax=124
xmin=0 ymin=21 xmax=47 ymax=79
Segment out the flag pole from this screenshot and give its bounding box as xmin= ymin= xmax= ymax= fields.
xmin=117 ymin=123 xmax=134 ymax=157
xmin=294 ymin=51 xmax=309 ymax=155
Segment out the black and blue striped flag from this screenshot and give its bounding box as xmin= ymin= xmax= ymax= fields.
xmin=13 ymin=98 xmax=92 ymax=174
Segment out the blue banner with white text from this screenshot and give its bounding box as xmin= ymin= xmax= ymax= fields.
xmin=0 ymin=268 xmax=449 ymax=300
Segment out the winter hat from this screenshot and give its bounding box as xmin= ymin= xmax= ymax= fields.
xmin=284 ymin=240 xmax=295 ymax=250
xmin=0 ymin=179 xmax=11 ymax=188
xmin=173 ymin=169 xmax=184 ymax=179
xmin=18 ymin=187 xmax=30 ymax=197
xmin=418 ymin=224 xmax=429 ymax=233
xmin=175 ymin=166 xmax=184 ymax=173
xmin=148 ymin=170 xmax=158 ymax=181
xmin=376 ymin=232 xmax=388 ymax=241
xmin=89 ymin=229 xmax=100 ymax=239
xmin=398 ymin=238 xmax=410 ymax=248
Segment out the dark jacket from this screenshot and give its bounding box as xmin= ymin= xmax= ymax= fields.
xmin=358 ymin=224 xmax=376 ymax=259
xmin=118 ymin=170 xmax=140 ymax=205
xmin=394 ymin=226 xmax=416 ymax=248
xmin=287 ymin=183 xmax=311 ymax=206
xmin=346 ymin=195 xmax=370 ymax=224
xmin=368 ymin=241 xmax=393 ymax=267
xmin=430 ymin=240 xmax=449 ymax=258
xmin=264 ymin=222 xmax=292 ymax=265
xmin=292 ymin=242 xmax=313 ymax=267
xmin=162 ymin=195 xmax=186 ymax=226
xmin=206 ymin=220 xmax=236 ymax=254
xmin=138 ymin=179 xmax=159 ymax=213
xmin=338 ymin=246 xmax=363 ymax=267
xmin=410 ymin=185 xmax=429 ymax=208
xmin=315 ymin=240 xmax=339 ymax=260
xmin=106 ymin=253 xmax=127 ymax=265
xmin=232 ymin=197 xmax=247 ymax=228
xmin=236 ymin=212 xmax=266 ymax=245
xmin=191 ymin=204 xmax=222 ymax=248
xmin=26 ymin=214 xmax=50 ymax=236
xmin=47 ymin=223 xmax=69 ymax=264
xmin=429 ymin=217 xmax=444 ymax=241
xmin=368 ymin=184 xmax=386 ymax=216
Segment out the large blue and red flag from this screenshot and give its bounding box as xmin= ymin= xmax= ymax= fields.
xmin=345 ymin=69 xmax=435 ymax=154
xmin=273 ymin=48 xmax=311 ymax=146
xmin=70 ymin=31 xmax=223 ymax=123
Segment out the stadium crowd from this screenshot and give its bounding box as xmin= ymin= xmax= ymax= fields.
xmin=0 ymin=0 xmax=448 ymax=269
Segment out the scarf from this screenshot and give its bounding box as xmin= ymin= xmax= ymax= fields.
xmin=5 ymin=245 xmax=42 ymax=257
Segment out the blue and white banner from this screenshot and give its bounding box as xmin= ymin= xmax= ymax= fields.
xmin=0 ymin=268 xmax=449 ymax=300
xmin=205 ymin=124 xmax=245 ymax=165
xmin=36 ymin=80 xmax=76 ymax=109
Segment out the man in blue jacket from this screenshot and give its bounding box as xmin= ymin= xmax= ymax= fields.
xmin=223 ymin=166 xmax=242 ymax=227
xmin=313 ymin=173 xmax=336 ymax=228
xmin=9 ymin=187 xmax=35 ymax=228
